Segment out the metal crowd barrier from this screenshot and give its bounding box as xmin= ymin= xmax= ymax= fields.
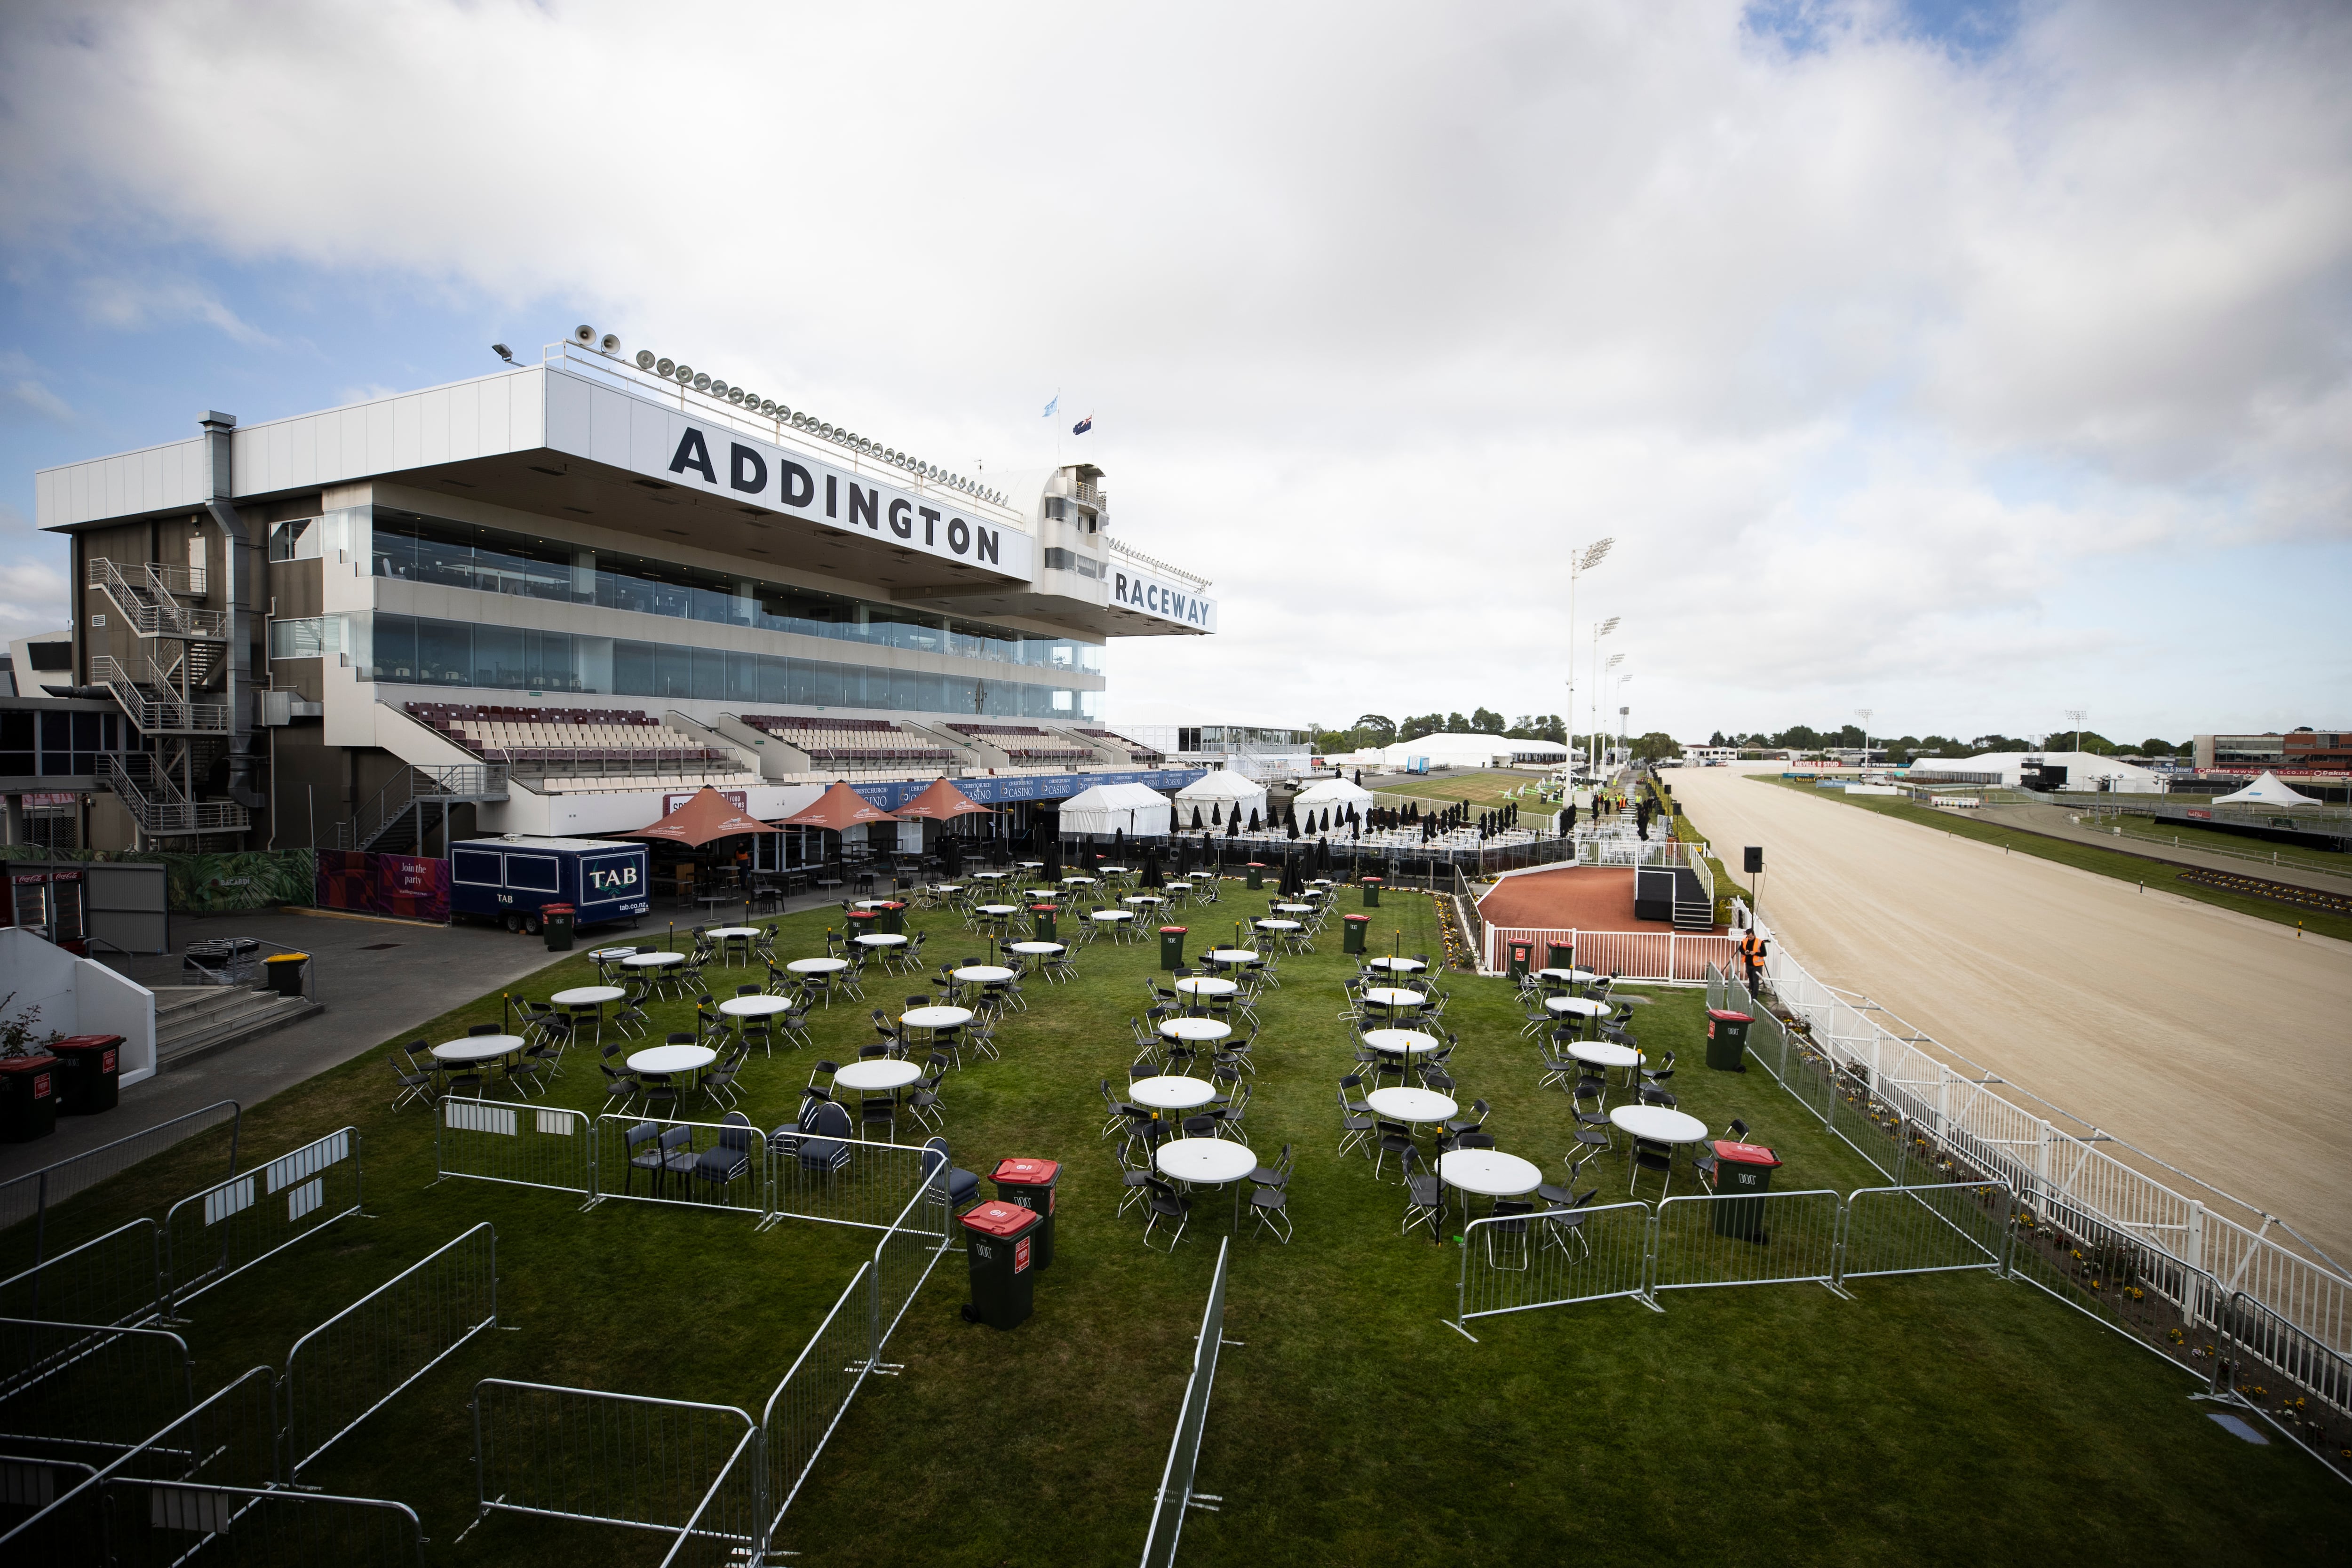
xmin=0 ymin=1100 xmax=240 ymax=1266
xmin=1140 ymin=1238 xmax=1233 ymax=1568
xmin=165 ymin=1127 xmax=363 ymax=1307
xmin=97 ymin=1480 xmax=428 ymax=1567
xmin=0 ymin=1218 xmax=167 ymax=1328
xmin=471 ymin=1379 xmax=763 ymax=1544
xmin=1451 ymin=1182 xmax=2015 ymax=1336
xmin=436 ymin=1098 xmax=594 ymax=1198
xmin=284 ymin=1222 xmax=499 ymax=1480
xmin=0 ymin=1316 xmax=194 ymax=1463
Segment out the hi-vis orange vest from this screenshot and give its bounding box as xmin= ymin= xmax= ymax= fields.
xmin=1739 ymin=932 xmax=1765 ymax=964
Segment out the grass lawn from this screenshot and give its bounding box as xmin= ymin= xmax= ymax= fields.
xmin=7 ymin=878 xmax=2345 ymax=1565
xmin=2093 ymin=811 xmax=2352 ymax=880
xmin=1374 ymin=771 xmax=1553 ymax=812
xmin=1756 ymin=776 xmax=2352 ymax=944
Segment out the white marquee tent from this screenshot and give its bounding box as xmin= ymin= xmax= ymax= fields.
xmin=1908 ymin=750 xmax=2164 ymax=792
xmin=1173 ymin=768 xmax=1267 ymax=828
xmin=2210 ymin=771 xmax=2323 ymax=807
xmin=1352 ymin=733 xmax=1572 ymax=768
xmin=1059 ymin=781 xmax=1173 ymax=837
xmin=1293 ymin=776 xmax=1375 ymax=811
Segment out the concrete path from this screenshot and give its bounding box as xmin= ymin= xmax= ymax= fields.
xmin=1671 ymin=766 xmax=2352 ymax=1266
xmin=0 ymin=888 xmax=854 ymax=1186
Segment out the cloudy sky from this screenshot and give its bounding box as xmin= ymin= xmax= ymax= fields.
xmin=2 ymin=0 xmax=2346 ymax=744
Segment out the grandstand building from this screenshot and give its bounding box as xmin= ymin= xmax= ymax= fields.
xmin=35 ymin=337 xmax=1215 ymax=853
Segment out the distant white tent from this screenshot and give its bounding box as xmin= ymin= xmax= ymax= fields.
xmin=1908 ymin=750 xmax=2164 ymax=792
xmin=1173 ymin=768 xmax=1267 ymax=828
xmin=1058 ymin=781 xmax=1172 ymax=837
xmin=2210 ymin=771 xmax=2323 ymax=807
xmin=1367 ymin=732 xmax=1571 ymax=768
xmin=1293 ymin=777 xmax=1375 ymax=811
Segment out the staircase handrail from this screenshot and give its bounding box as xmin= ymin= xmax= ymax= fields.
xmin=99 ymin=754 xmax=250 ymax=836
xmin=336 ymin=762 xmax=509 ymax=853
xmin=84 ymin=558 xmax=227 ymax=639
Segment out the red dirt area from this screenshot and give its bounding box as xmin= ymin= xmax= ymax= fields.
xmin=1476 ymin=867 xmax=1680 ymax=932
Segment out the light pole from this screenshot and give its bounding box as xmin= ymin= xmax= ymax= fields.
xmin=1564 ymin=539 xmax=1614 ymax=783
xmin=2066 ymin=708 xmax=2087 ymax=757
xmin=1590 ymin=626 xmax=1621 ymax=776
xmin=1856 ymin=708 xmax=1873 ymax=769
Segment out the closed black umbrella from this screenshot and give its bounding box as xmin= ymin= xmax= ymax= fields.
xmin=1143 ymin=845 xmax=1165 ymax=887
xmin=1192 ymin=804 xmax=1205 ymax=831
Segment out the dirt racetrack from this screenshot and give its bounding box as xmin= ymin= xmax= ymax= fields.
xmin=1669 ymin=765 xmax=2352 ymax=1266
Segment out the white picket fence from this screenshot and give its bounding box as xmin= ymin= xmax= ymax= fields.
xmin=1481 ymin=924 xmax=1735 ymax=982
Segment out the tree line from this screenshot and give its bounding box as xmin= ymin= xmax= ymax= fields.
xmin=1706 ymin=727 xmax=2185 ymax=763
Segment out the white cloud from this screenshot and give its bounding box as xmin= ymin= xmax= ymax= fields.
xmin=0 ymin=0 xmax=2345 ymax=736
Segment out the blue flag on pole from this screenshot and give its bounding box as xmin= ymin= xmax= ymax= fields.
xmin=1072 ymin=414 xmax=1093 ymax=435
xmin=1042 ymin=393 xmax=1059 ymax=418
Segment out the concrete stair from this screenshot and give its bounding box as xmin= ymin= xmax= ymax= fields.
xmin=153 ymin=985 xmax=325 ymax=1068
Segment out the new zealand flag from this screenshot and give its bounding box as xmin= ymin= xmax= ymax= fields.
xmin=1072 ymin=414 xmax=1093 ymax=435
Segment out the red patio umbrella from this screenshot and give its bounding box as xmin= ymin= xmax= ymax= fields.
xmin=622 ymin=786 xmax=783 ymax=847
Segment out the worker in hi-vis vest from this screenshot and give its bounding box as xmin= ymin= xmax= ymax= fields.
xmin=1738 ymin=928 xmax=1767 ymax=995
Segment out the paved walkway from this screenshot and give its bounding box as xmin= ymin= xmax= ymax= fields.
xmin=1672 ymin=767 xmax=2352 ymax=1266
xmin=0 ymin=887 xmax=858 ymax=1186
xmin=1978 ymin=801 xmax=2352 ymax=896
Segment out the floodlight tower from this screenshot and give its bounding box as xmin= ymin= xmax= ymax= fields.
xmin=1857 ymin=708 xmax=1874 ymax=767
xmin=1564 ymin=538 xmax=1614 ymax=780
xmin=1594 ymin=643 xmax=1623 ymax=775
xmin=2066 ymin=708 xmax=2087 ymax=757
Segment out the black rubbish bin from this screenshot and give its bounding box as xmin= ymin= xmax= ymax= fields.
xmin=990 ymin=1158 xmax=1060 ymax=1271
xmin=1546 ymin=940 xmax=1576 ymax=973
xmin=1159 ymin=926 xmax=1187 ymax=972
xmin=1361 ymin=877 xmax=1383 ymax=908
xmin=262 ymin=952 xmax=310 ymax=997
xmin=1342 ymin=914 xmax=1369 ymax=954
xmin=0 ymin=1054 xmax=60 ymax=1143
xmin=1030 ymin=905 xmax=1058 ymax=942
xmin=959 ymin=1200 xmax=1043 ymax=1329
xmin=1245 ymin=862 xmax=1265 ymax=891
xmin=544 ymin=902 xmax=577 ymax=951
xmin=1507 ymin=940 xmax=1533 ymax=980
xmin=49 ymin=1034 xmax=123 ymax=1115
xmin=1706 ymin=1008 xmax=1754 ymax=1072
xmin=877 ymin=901 xmax=907 ymax=935
xmin=1709 ymin=1139 xmax=1781 ymax=1240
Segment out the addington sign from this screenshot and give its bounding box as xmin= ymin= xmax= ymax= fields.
xmin=547 ymin=370 xmax=1034 ymax=579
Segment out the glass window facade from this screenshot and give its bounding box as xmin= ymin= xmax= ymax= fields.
xmin=366 ymin=507 xmax=1104 ymax=672
xmin=335 ymin=611 xmax=1100 ymax=720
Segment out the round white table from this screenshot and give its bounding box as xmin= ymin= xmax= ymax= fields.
xmin=932 ymin=883 xmax=966 ymax=896
xmin=1366 ymin=1087 xmax=1457 ymax=1123
xmin=1123 ymin=895 xmax=1167 ymax=907
xmin=1205 ymin=948 xmax=1259 ymax=967
xmin=972 ymin=871 xmax=1011 ymax=881
xmin=1096 ymin=866 xmax=1129 ymax=876
xmin=1611 ymin=1105 xmax=1708 ymax=1143
xmin=787 ymin=956 xmax=848 ymax=975
xmin=1364 ymin=987 xmax=1427 ymax=1011
xmin=1366 ymin=957 xmax=1426 ymax=974
xmin=719 ymin=995 xmax=788 ymax=1020
xmin=953 ymin=965 xmax=1016 ymax=985
xmin=1535 ymin=967 xmax=1596 ymax=984
xmin=1361 ymin=1028 xmax=1441 ymax=1058
xmin=834 ymin=1059 xmax=923 ymax=1092
xmin=1174 ymin=977 xmax=1235 ymax=998
xmin=628 ymin=1044 xmax=716 ymax=1076
xmin=709 ymin=925 xmax=762 ymax=938
xmin=551 ymin=985 xmax=623 ymax=1008
xmin=1572 ymin=1042 xmax=1641 ymax=1074
xmin=1255 ymin=919 xmax=1301 ymax=932
xmin=901 ymin=1005 xmax=973 ymax=1032
xmin=432 ymin=1034 xmax=524 ymax=1064
xmin=624 ymin=951 xmax=686 ymax=969
xmin=1159 ymin=1017 xmax=1232 ymax=1043
xmin=1007 ymin=940 xmax=1065 ymax=960
xmin=1061 ymin=876 xmax=1098 ymax=887
xmin=1547 ymin=996 xmax=1612 ymax=1018
xmin=1092 ymin=909 xmax=1134 ymax=923
xmin=1016 ymin=861 xmax=1043 ymax=870
xmin=1130 ymin=1075 xmax=1217 ymax=1112
xmin=1438 ymin=1149 xmax=1543 ymax=1198
xmin=1156 ymin=1138 xmax=1259 ymax=1224
xmin=852 ymin=899 xmax=897 ymax=910
xmin=976 ymin=904 xmax=1020 ymax=917
xmin=1273 ymin=903 xmax=1315 ymax=915
xmin=587 ymin=946 xmax=638 ymax=963
xmin=1165 ymin=881 xmax=1193 ymax=894
xmin=855 ymin=932 xmax=908 ymax=948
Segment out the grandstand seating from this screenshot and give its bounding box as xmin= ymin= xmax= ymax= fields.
xmin=737 ymin=714 xmax=956 ymax=772
xmin=1077 ymin=727 xmax=1166 ymax=764
xmin=944 ymin=722 xmax=1096 ymax=765
xmin=405 ymin=702 xmax=756 ymax=790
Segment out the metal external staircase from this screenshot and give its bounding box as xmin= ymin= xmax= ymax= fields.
xmin=86 ymin=558 xmax=228 ymax=641
xmin=334 ymin=764 xmax=510 ymax=854
xmin=102 ymin=752 xmax=249 ymax=836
